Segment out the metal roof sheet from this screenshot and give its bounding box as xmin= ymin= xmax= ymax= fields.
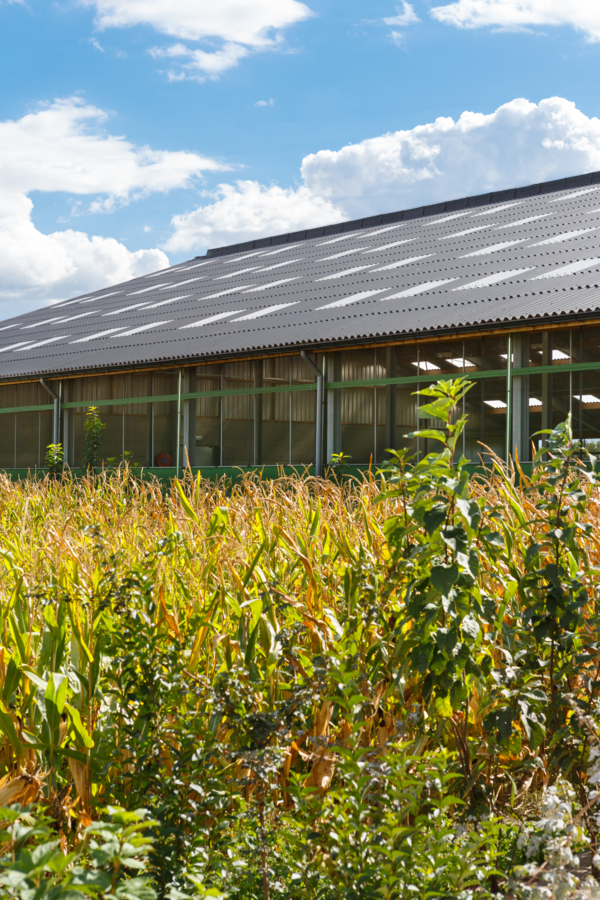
xmin=3 ymin=172 xmax=600 ymax=379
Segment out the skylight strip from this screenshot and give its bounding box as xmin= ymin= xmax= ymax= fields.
xmin=495 ymin=214 xmax=551 ymax=228
xmin=440 ymin=224 xmax=498 ymax=239
xmin=315 ymin=289 xmax=387 ymax=310
xmin=94 ymin=291 xmax=124 ymax=300
xmin=126 ymin=283 xmax=170 ymax=295
xmin=364 ymin=238 xmax=417 ymax=252
xmin=258 ymin=246 xmax=296 ymax=256
xmin=180 ymin=310 xmax=247 ymax=329
xmin=159 ymin=276 xmax=205 ymax=288
xmin=223 ymin=251 xmax=267 ymax=263
xmin=385 ymin=278 xmax=460 ymax=299
xmin=232 ymin=302 xmax=299 ymax=321
xmin=22 ymin=316 xmax=69 ymax=329
xmin=422 ymin=211 xmax=471 ymax=225
xmin=363 ymin=224 xmax=404 ymax=238
xmin=319 ymin=248 xmax=369 ymax=261
xmin=446 ymin=358 xmax=476 ymax=369
xmin=201 ymin=285 xmax=256 ymax=299
xmin=460 ymin=240 xmax=527 ymax=257
xmin=56 ymin=311 xmax=96 ymax=324
xmin=52 ymin=298 xmax=92 ymax=309
xmin=70 ymin=328 xmax=126 ymax=343
xmin=473 ymin=202 xmax=524 ymax=216
xmin=316 ymin=265 xmax=373 ymax=281
xmin=260 ymin=258 xmax=303 ymax=271
xmin=215 ymin=266 xmax=263 ymax=279
xmin=317 ymin=234 xmax=361 ymax=245
xmin=531 ymin=228 xmax=599 ymax=246
xmin=373 ymin=254 xmax=434 ymax=271
xmin=452 ymin=268 xmax=536 ymax=290
xmin=174 ymin=260 xmax=217 ymax=270
xmin=15 ymin=336 xmax=69 ymax=351
xmin=114 ymin=321 xmax=172 ymax=337
xmin=0 ymin=324 xmax=20 ymax=331
xmin=550 ymin=186 xmax=600 ymax=201
xmin=103 ymin=302 xmax=152 ymax=316
xmin=242 ymin=277 xmax=300 ymax=292
xmin=145 ymin=294 xmax=192 ymax=308
xmin=413 ymin=361 xmax=440 ymax=371
xmin=530 ymin=258 xmax=600 ymax=280
xmin=144 ymin=269 xmax=173 ymax=278
xmin=0 ymin=341 xmax=35 ymax=353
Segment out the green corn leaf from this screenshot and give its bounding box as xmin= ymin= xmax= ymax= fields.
xmin=0 ymin=701 xmax=22 ymax=753
xmin=21 ymin=665 xmax=47 ymax=692
xmin=175 ymin=479 xmax=200 ymax=525
xmin=65 ymin=702 xmax=94 ymax=749
xmin=1 ymin=657 xmax=21 ymax=703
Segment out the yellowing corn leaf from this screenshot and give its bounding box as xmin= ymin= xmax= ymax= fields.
xmin=0 ymin=768 xmax=45 ymax=807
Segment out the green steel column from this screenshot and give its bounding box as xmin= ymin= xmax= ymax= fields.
xmin=176 ymin=369 xmax=182 ymax=478
xmin=505 ymin=334 xmax=512 ymax=463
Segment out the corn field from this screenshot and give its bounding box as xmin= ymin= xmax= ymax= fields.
xmin=2 ymin=379 xmax=600 ymax=899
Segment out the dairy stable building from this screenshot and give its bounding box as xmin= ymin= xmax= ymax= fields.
xmin=2 ymin=171 xmax=600 ymax=477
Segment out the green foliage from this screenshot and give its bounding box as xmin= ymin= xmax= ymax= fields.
xmin=0 ymin=805 xmax=157 ymax=899
xmin=82 ymin=406 xmax=107 ymax=471
xmin=2 ymin=380 xmax=600 ymax=897
xmin=285 ymin=741 xmax=500 ymax=900
xmin=45 ymin=443 xmax=64 ymax=477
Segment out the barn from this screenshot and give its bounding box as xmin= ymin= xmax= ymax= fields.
xmin=1 ymin=171 xmax=600 ymax=475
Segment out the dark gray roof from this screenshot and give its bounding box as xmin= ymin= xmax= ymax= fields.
xmin=3 ymin=171 xmax=600 ymax=380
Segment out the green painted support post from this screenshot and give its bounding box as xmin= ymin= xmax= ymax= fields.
xmin=505 ymin=334 xmax=513 ymax=463
xmin=176 ymin=369 xmax=182 ymax=479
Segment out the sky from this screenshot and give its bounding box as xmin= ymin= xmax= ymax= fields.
xmin=2 ymin=0 xmax=600 ymax=317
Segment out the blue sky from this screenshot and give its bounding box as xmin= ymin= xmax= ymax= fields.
xmin=2 ymin=0 xmax=600 ymax=316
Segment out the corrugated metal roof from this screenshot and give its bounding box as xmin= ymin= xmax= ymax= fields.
xmin=3 ymin=171 xmax=600 ymax=379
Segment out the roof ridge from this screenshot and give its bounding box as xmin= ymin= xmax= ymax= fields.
xmin=204 ymin=170 xmax=600 ymax=260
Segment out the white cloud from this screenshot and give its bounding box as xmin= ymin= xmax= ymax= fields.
xmin=0 ymin=97 xmax=226 ymax=315
xmin=166 ymin=97 xmax=600 ymax=253
xmin=390 ymin=30 xmax=407 ymax=46
xmin=149 ymin=42 xmax=249 ymax=80
xmin=0 ymin=97 xmax=223 ymax=200
xmin=430 ymin=0 xmax=600 ymax=41
xmin=165 ymin=181 xmax=342 ymax=253
xmin=256 ymin=98 xmax=276 ymax=107
xmin=300 ymin=97 xmax=600 ymax=216
xmin=383 ymin=3 xmax=420 ymax=26
xmin=79 ymin=0 xmax=314 ymax=78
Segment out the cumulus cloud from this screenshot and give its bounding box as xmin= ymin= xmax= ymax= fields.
xmin=430 ymin=0 xmax=600 ymax=41
xmin=301 ymin=97 xmax=600 ymax=216
xmin=166 ymin=97 xmax=600 ymax=253
xmin=78 ymin=0 xmax=314 ymax=78
xmin=0 ymin=97 xmax=225 ymax=315
xmin=165 ymin=181 xmax=342 ymax=254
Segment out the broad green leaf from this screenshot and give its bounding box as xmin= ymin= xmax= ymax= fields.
xmin=431 ymin=564 xmax=459 ymax=597
xmin=65 ymin=703 xmax=94 ymax=749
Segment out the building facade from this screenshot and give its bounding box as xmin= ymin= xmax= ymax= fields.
xmin=2 ymin=172 xmax=600 ymax=473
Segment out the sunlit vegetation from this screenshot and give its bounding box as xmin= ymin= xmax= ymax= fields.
xmin=1 ymin=379 xmax=600 ymax=898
